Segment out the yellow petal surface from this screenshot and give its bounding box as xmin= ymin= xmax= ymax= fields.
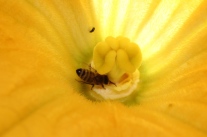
xmin=0 ymin=0 xmax=207 ymax=137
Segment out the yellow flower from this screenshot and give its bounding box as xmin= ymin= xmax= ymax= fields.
xmin=1 ymin=0 xmax=207 ymax=137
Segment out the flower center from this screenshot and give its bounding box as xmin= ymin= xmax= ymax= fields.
xmin=91 ymin=36 xmax=142 ymax=100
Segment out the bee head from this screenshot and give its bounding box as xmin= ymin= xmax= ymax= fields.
xmin=76 ymin=69 xmax=82 ymax=76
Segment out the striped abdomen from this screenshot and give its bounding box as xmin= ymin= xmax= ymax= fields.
xmin=76 ymin=68 xmax=95 ymax=83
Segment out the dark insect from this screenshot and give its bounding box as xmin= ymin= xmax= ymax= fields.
xmin=89 ymin=27 xmax=95 ymax=33
xmin=76 ymin=66 xmax=116 ymax=90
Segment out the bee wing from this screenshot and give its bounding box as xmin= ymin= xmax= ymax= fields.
xmin=88 ymin=64 xmax=97 ymax=73
xmin=79 ymin=62 xmax=97 ymax=73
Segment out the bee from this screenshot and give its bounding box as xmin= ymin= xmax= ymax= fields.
xmin=89 ymin=27 xmax=95 ymax=33
xmin=76 ymin=66 xmax=116 ymax=90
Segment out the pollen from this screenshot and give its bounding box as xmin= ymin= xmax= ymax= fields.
xmin=91 ymin=36 xmax=142 ymax=100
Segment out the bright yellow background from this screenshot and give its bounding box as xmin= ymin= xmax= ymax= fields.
xmin=0 ymin=0 xmax=207 ymax=136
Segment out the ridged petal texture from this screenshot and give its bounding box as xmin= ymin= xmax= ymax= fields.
xmin=0 ymin=0 xmax=207 ymax=137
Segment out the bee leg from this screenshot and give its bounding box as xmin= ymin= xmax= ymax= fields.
xmin=91 ymin=84 xmax=94 ymax=90
xmin=109 ymin=81 xmax=117 ymax=87
xmin=75 ymin=79 xmax=89 ymax=84
xmin=76 ymin=79 xmax=95 ymax=90
xmin=101 ymin=84 xmax=106 ymax=89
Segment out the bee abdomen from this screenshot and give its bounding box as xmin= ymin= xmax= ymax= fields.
xmin=82 ymin=70 xmax=93 ymax=82
xmin=76 ymin=69 xmax=94 ymax=83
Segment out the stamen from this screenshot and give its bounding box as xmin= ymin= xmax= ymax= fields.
xmin=91 ymin=36 xmax=142 ymax=100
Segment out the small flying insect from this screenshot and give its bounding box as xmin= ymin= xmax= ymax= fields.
xmin=89 ymin=27 xmax=95 ymax=33
xmin=76 ymin=65 xmax=116 ymax=90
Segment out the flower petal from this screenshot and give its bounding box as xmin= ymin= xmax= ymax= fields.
xmin=1 ymin=0 xmax=207 ymax=137
xmin=0 ymin=0 xmax=92 ymax=135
